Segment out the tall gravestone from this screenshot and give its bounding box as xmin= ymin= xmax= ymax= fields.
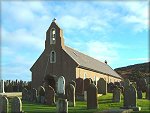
xmin=146 ymin=85 xmax=150 ymax=100
xmin=38 ymin=86 xmax=45 ymax=104
xmin=0 ymin=96 xmax=9 ymax=113
xmin=66 ymin=84 xmax=75 ymax=107
xmin=124 ymin=79 xmax=130 ymax=88
xmin=56 ymin=76 xmax=68 ymax=113
xmin=31 ymin=88 xmax=37 ymax=102
xmin=137 ymin=90 xmax=142 ymax=99
xmin=76 ymin=78 xmax=84 ymax=95
xmin=22 ymin=88 xmax=28 ymax=101
xmin=11 ymin=97 xmax=22 ymax=113
xmin=97 ymin=78 xmax=107 ymax=95
xmin=84 ymin=78 xmax=91 ymax=101
xmin=45 ymin=85 xmax=55 ymax=105
xmin=112 ymin=86 xmax=121 ymax=102
xmin=87 ymin=83 xmax=98 ymax=109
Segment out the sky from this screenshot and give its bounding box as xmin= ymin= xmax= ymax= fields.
xmin=1 ymin=0 xmax=149 ymax=81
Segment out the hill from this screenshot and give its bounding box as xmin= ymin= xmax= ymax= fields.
xmin=114 ymin=62 xmax=150 ymax=82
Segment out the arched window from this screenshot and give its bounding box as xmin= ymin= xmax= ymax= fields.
xmin=50 ymin=51 xmax=56 ymax=63
xmin=50 ymin=28 xmax=56 ymax=44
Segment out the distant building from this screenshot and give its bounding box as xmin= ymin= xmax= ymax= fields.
xmin=30 ymin=19 xmax=122 ymax=90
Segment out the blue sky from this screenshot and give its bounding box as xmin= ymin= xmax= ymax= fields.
xmin=1 ymin=0 xmax=149 ymax=81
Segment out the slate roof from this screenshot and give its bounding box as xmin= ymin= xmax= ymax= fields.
xmin=65 ymin=46 xmax=121 ymax=79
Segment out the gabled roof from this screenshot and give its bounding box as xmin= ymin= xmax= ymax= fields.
xmin=65 ymin=46 xmax=121 ymax=79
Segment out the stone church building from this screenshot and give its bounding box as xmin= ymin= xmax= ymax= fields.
xmin=30 ymin=19 xmax=122 ymax=90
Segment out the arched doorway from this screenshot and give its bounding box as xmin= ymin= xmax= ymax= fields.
xmin=44 ymin=75 xmax=56 ymax=90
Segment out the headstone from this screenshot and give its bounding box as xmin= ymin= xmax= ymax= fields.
xmin=0 ymin=96 xmax=9 ymax=113
xmin=137 ymin=90 xmax=142 ymax=99
xmin=112 ymin=86 xmax=121 ymax=102
xmin=45 ymin=85 xmax=55 ymax=105
xmin=97 ymin=78 xmax=107 ymax=95
xmin=107 ymin=82 xmax=114 ymax=93
xmin=124 ymin=79 xmax=130 ymax=88
xmin=57 ymin=76 xmax=65 ymax=98
xmin=146 ymin=85 xmax=150 ymax=100
xmin=57 ymin=76 xmax=68 ymax=113
xmin=87 ymin=83 xmax=98 ymax=109
xmin=84 ymin=78 xmax=91 ymax=91
xmin=11 ymin=97 xmax=22 ymax=113
xmin=76 ymin=78 xmax=84 ymax=95
xmin=38 ymin=86 xmax=45 ymax=104
xmin=22 ymin=88 xmax=28 ymax=101
xmin=56 ymin=99 xmax=68 ymax=113
xmin=66 ymin=84 xmax=75 ymax=107
xmin=31 ymin=88 xmax=37 ymax=102
xmin=0 ymin=80 xmax=5 ymax=93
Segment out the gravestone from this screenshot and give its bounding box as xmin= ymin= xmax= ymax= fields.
xmin=122 ymin=84 xmax=141 ymax=111
xmin=38 ymin=86 xmax=45 ymax=104
xmin=97 ymin=78 xmax=107 ymax=95
xmin=137 ymin=90 xmax=142 ymax=99
xmin=57 ymin=76 xmax=68 ymax=113
xmin=107 ymin=82 xmax=114 ymax=93
xmin=22 ymin=88 xmax=28 ymax=101
xmin=124 ymin=79 xmax=130 ymax=88
xmin=45 ymin=85 xmax=55 ymax=105
xmin=76 ymin=78 xmax=84 ymax=95
xmin=112 ymin=86 xmax=121 ymax=102
xmin=11 ymin=97 xmax=22 ymax=113
xmin=66 ymin=84 xmax=75 ymax=107
xmin=84 ymin=78 xmax=91 ymax=101
xmin=0 ymin=96 xmax=9 ymax=113
xmin=0 ymin=80 xmax=5 ymax=93
xmin=57 ymin=76 xmax=65 ymax=98
xmin=31 ymin=88 xmax=37 ymax=102
xmin=146 ymin=85 xmax=150 ymax=100
xmin=87 ymin=83 xmax=98 ymax=109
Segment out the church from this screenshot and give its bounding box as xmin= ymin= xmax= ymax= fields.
xmin=30 ymin=19 xmax=122 ymax=90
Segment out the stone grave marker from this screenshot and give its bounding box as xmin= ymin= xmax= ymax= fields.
xmin=97 ymin=78 xmax=107 ymax=95
xmin=112 ymin=86 xmax=121 ymax=102
xmin=84 ymin=78 xmax=91 ymax=101
xmin=0 ymin=96 xmax=9 ymax=113
xmin=124 ymin=79 xmax=130 ymax=88
xmin=87 ymin=83 xmax=98 ymax=109
xmin=137 ymin=90 xmax=142 ymax=99
xmin=45 ymin=85 xmax=55 ymax=105
xmin=38 ymin=86 xmax=45 ymax=104
xmin=31 ymin=88 xmax=37 ymax=102
xmin=57 ymin=76 xmax=68 ymax=113
xmin=75 ymin=78 xmax=84 ymax=95
xmin=146 ymin=85 xmax=150 ymax=100
xmin=11 ymin=97 xmax=22 ymax=113
xmin=57 ymin=76 xmax=65 ymax=98
xmin=22 ymin=88 xmax=28 ymax=101
xmin=66 ymin=84 xmax=75 ymax=107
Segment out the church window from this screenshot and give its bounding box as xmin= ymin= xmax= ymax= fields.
xmin=50 ymin=28 xmax=56 ymax=44
xmin=50 ymin=51 xmax=56 ymax=63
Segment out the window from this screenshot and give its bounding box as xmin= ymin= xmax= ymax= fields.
xmin=50 ymin=51 xmax=56 ymax=63
xmin=50 ymin=28 xmax=56 ymax=44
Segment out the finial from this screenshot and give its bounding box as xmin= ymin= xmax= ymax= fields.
xmin=52 ymin=18 xmax=56 ymax=22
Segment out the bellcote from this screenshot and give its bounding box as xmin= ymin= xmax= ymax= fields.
xmin=45 ymin=18 xmax=65 ymax=51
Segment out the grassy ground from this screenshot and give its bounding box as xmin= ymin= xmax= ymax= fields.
xmin=6 ymin=93 xmax=150 ymax=113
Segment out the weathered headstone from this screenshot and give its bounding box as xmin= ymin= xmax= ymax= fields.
xmin=76 ymin=78 xmax=84 ymax=95
xmin=38 ymin=86 xmax=45 ymax=104
xmin=22 ymin=88 xmax=28 ymax=101
xmin=124 ymin=79 xmax=130 ymax=88
xmin=146 ymin=85 xmax=150 ymax=100
xmin=66 ymin=84 xmax=75 ymax=107
xmin=112 ymin=86 xmax=121 ymax=102
xmin=84 ymin=78 xmax=91 ymax=101
xmin=0 ymin=96 xmax=9 ymax=113
xmin=31 ymin=88 xmax=37 ymax=102
xmin=45 ymin=85 xmax=55 ymax=105
xmin=11 ymin=97 xmax=22 ymax=113
xmin=57 ymin=76 xmax=65 ymax=98
xmin=87 ymin=83 xmax=98 ymax=109
xmin=57 ymin=76 xmax=68 ymax=113
xmin=137 ymin=90 xmax=142 ymax=99
xmin=97 ymin=78 xmax=107 ymax=95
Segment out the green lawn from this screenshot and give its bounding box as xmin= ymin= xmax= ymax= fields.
xmin=7 ymin=93 xmax=150 ymax=113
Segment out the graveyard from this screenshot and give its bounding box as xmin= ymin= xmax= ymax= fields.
xmin=0 ymin=78 xmax=150 ymax=113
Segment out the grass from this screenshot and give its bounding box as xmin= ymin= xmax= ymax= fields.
xmin=6 ymin=93 xmax=150 ymax=113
